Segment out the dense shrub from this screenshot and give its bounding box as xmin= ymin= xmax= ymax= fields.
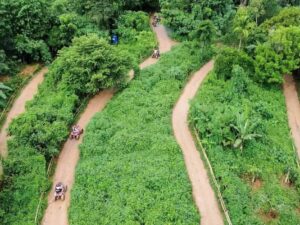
xmin=69 ymin=42 xmax=214 ymax=224
xmin=116 ymin=11 xmax=152 ymax=43
xmin=161 ymin=0 xmax=235 ymax=39
xmin=190 ymin=68 xmax=300 ymax=224
xmin=255 ymin=26 xmax=300 ymax=83
xmin=214 ymin=47 xmax=255 ymax=80
xmin=48 ymin=13 xmax=108 ymax=53
xmin=116 ymin=11 xmax=157 ymax=63
xmin=0 ymin=0 xmax=55 ymax=66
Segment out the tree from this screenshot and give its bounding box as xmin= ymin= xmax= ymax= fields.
xmin=190 ymin=20 xmax=216 ymax=45
xmin=48 ymin=13 xmax=104 ymax=53
xmin=255 ymin=26 xmax=300 ymax=83
xmin=0 ymin=82 xmax=12 ymax=107
xmin=214 ymin=47 xmax=255 ymax=80
xmin=233 ymin=6 xmax=256 ymax=49
xmin=249 ymin=0 xmax=265 ymax=25
xmin=48 ymin=34 xmax=132 ymax=96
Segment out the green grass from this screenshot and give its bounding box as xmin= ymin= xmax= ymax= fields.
xmin=69 ymin=42 xmax=214 ymax=224
xmin=190 ymin=71 xmax=300 ymax=225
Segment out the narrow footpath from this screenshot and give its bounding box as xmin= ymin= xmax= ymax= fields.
xmin=172 ymin=61 xmax=224 ymax=225
xmin=0 ymin=67 xmax=47 ymax=157
xmin=42 ymin=23 xmax=176 ymax=225
xmin=283 ymin=75 xmax=300 ymax=158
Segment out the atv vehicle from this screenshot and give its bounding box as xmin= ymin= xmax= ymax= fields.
xmin=54 ymin=182 xmax=67 ymax=201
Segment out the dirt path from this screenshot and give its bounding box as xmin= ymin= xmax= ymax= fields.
xmin=283 ymin=75 xmax=300 ymax=158
xmin=172 ymin=61 xmax=224 ymax=225
xmin=0 ymin=67 xmax=47 ymax=157
xmin=42 ymin=23 xmax=175 ymax=225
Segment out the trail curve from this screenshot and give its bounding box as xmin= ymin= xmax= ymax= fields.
xmin=42 ymin=23 xmax=176 ymax=225
xmin=0 ymin=68 xmax=47 ymax=157
xmin=172 ymin=61 xmax=224 ymax=225
xmin=283 ymin=75 xmax=300 ymax=158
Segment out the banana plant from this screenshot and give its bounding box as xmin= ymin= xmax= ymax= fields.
xmin=230 ymin=114 xmax=262 ymax=152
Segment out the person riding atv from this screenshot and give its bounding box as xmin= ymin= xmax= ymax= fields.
xmin=152 ymin=15 xmax=159 ymax=27
xmin=70 ymin=125 xmax=83 ymax=140
xmin=54 ymin=182 xmax=67 ymax=201
xmin=152 ymin=48 xmax=160 ymax=59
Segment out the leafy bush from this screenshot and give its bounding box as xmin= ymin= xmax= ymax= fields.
xmin=116 ymin=11 xmax=157 ymax=63
xmin=255 ymin=26 xmax=300 ymax=83
xmin=214 ymin=47 xmax=255 ymax=80
xmin=190 ymin=67 xmax=300 ymax=224
xmin=69 ymin=42 xmax=214 ymax=224
xmin=14 ymin=35 xmax=52 ymax=63
xmin=48 ymin=13 xmax=108 ymax=52
xmin=116 ymin=11 xmax=151 ymax=42
xmin=0 ymin=0 xmax=55 ymax=66
xmin=161 ymin=0 xmax=235 ymax=40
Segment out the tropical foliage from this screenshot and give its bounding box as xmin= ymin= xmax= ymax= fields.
xmin=69 ymin=43 xmax=214 ymax=224
xmin=0 ymin=83 xmax=12 ymax=107
xmin=0 ymin=14 xmax=155 ymax=223
xmin=188 ymin=3 xmax=300 ymax=225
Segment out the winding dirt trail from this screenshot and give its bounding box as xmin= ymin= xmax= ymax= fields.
xmin=0 ymin=67 xmax=47 ymax=157
xmin=172 ymin=61 xmax=224 ymax=225
xmin=283 ymin=75 xmax=300 ymax=158
xmin=41 ymin=23 xmax=176 ymax=225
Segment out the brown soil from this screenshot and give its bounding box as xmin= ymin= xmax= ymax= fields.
xmin=19 ymin=64 xmax=39 ymax=77
xmin=42 ymin=23 xmax=176 ymax=225
xmin=259 ymin=209 xmax=279 ymax=223
xmin=0 ymin=68 xmax=47 ymax=157
xmin=172 ymin=61 xmax=224 ymax=225
xmin=0 ymin=76 xmax=10 ymax=82
xmin=280 ymin=174 xmax=293 ymax=188
xmin=252 ymin=179 xmax=263 ymax=191
xmin=283 ymin=75 xmax=300 ymax=159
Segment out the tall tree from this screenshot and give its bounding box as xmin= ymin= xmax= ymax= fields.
xmin=233 ymin=6 xmax=256 ymax=49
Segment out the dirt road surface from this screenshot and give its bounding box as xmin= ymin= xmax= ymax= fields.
xmin=172 ymin=61 xmax=224 ymax=225
xmin=42 ymin=24 xmax=176 ymax=225
xmin=0 ymin=68 xmax=47 ymax=157
xmin=283 ymin=75 xmax=300 ymax=158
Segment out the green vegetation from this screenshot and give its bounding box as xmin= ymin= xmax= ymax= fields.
xmin=0 ymin=0 xmax=159 ymax=76
xmin=190 ymin=67 xmax=300 ymax=224
xmin=1 ymin=0 xmax=300 ymax=224
xmin=160 ymin=0 xmax=235 ymax=40
xmin=0 ymin=83 xmax=12 ymax=107
xmin=0 ymin=10 xmax=155 ymax=223
xmin=69 ymin=43 xmax=214 ymax=224
xmin=116 ymin=11 xmax=157 ymax=63
xmin=186 ymin=2 xmax=300 ymax=225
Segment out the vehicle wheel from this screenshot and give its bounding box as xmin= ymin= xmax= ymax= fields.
xmin=55 ymin=196 xmax=58 ymax=201
xmin=62 ymin=195 xmax=65 ymax=201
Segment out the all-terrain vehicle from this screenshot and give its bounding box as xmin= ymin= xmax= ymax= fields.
xmin=152 ymin=15 xmax=159 ymax=27
xmin=70 ymin=125 xmax=84 ymax=140
xmin=152 ymin=49 xmax=160 ymax=59
xmin=54 ymin=182 xmax=67 ymax=201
